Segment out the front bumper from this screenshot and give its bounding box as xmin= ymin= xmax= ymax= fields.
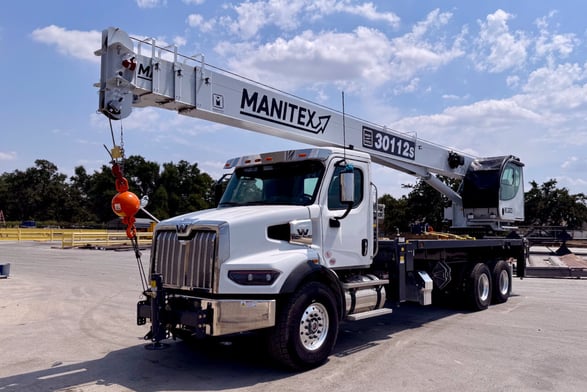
xmin=138 ymin=295 xmax=276 ymax=337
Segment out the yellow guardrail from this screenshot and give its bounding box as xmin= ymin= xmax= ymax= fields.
xmin=61 ymin=231 xmax=153 ymax=248
xmin=0 ymin=228 xmax=153 ymax=248
xmin=0 ymin=228 xmax=72 ymax=242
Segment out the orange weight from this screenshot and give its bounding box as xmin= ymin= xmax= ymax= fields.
xmin=112 ymin=191 xmax=140 ymax=218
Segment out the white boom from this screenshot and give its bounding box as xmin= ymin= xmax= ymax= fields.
xmin=96 ymin=27 xmax=524 ymax=228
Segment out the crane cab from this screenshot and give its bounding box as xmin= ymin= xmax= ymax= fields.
xmin=461 ymin=156 xmax=524 ymax=228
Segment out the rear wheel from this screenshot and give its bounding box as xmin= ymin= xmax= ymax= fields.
xmin=491 ymin=260 xmax=512 ymax=304
xmin=268 ymin=281 xmax=339 ymax=370
xmin=466 ymin=263 xmax=492 ymax=311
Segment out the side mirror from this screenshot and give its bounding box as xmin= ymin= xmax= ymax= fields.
xmin=330 ymin=164 xmax=355 ymax=228
xmin=340 ymin=168 xmax=355 ymax=203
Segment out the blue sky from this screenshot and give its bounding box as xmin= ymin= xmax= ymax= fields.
xmin=2 ymin=0 xmax=587 ymax=198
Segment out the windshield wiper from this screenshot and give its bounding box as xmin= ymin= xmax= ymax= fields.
xmin=218 ymin=201 xmax=241 ymax=207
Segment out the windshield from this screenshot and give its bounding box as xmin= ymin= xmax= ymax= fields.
xmin=219 ymin=160 xmax=325 ymax=206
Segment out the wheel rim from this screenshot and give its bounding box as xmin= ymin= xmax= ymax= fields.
xmin=498 ymin=269 xmax=510 ymax=295
xmin=299 ymin=302 xmax=329 ymax=351
xmin=478 ymin=274 xmax=490 ymax=302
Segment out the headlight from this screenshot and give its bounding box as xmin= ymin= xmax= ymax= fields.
xmin=228 ymin=270 xmax=280 ymax=285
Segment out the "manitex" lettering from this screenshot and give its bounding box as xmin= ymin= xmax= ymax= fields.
xmin=240 ymin=88 xmax=330 ymax=134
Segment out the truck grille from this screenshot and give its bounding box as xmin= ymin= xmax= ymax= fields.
xmin=152 ymin=230 xmax=217 ymax=292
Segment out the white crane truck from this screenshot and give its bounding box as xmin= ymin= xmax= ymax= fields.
xmin=96 ymin=27 xmax=527 ymax=370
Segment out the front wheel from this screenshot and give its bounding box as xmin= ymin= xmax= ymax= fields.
xmin=466 ymin=263 xmax=492 ymax=311
xmin=268 ymin=281 xmax=339 ymax=371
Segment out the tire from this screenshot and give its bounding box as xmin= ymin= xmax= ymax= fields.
xmin=466 ymin=263 xmax=492 ymax=311
xmin=268 ymin=281 xmax=339 ymax=371
xmin=491 ymin=260 xmax=512 ymax=304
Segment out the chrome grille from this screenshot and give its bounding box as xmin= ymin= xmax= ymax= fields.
xmin=153 ymin=230 xmax=217 ymax=291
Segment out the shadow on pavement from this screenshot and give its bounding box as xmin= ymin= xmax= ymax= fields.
xmin=0 ymin=303 xmax=464 ymax=391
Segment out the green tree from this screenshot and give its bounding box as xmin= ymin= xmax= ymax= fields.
xmin=68 ymin=166 xmax=98 ymax=224
xmin=122 ymin=155 xmax=161 ymax=198
xmin=158 ymin=160 xmax=214 ymax=216
xmin=85 ymin=164 xmax=120 ymax=223
xmin=0 ymin=160 xmax=69 ymax=222
xmin=403 ymin=176 xmax=458 ymax=232
xmin=377 ymin=193 xmax=409 ymax=236
xmin=524 ymin=179 xmax=587 ymax=229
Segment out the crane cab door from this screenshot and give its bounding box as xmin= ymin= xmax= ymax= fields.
xmin=498 ymin=159 xmax=524 ymax=221
xmin=319 ymin=159 xmax=373 ymax=269
xmin=462 ymin=156 xmax=525 ymax=224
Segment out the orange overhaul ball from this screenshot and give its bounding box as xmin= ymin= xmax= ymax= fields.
xmin=111 ymin=191 xmax=140 ymax=218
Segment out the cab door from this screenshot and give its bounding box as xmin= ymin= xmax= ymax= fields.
xmin=319 ymin=158 xmax=372 ymax=269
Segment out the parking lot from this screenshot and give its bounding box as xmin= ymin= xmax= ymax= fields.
xmin=1 ymin=241 xmax=587 ymax=391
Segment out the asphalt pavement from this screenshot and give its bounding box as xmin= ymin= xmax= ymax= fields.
xmin=1 ymin=242 xmax=587 ymax=392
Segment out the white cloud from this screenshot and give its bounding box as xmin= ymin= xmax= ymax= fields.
xmin=554 ymin=175 xmax=587 ymax=194
xmin=31 ymin=25 xmax=101 ymax=63
xmin=136 ymin=0 xmax=166 ymax=8
xmin=473 ymin=9 xmax=530 ymax=73
xmin=173 ymin=36 xmax=187 ymax=47
xmin=534 ymin=11 xmax=578 ymax=65
xmin=183 ymin=0 xmax=205 ymax=4
xmin=217 ymin=27 xmax=394 ymax=90
xmin=225 ymin=1 xmax=277 ymax=39
xmin=561 ymin=156 xmax=578 ymax=169
xmin=222 ymin=0 xmax=399 ymax=40
xmin=187 ymin=13 xmax=216 ymax=32
xmin=334 ymin=2 xmax=400 ymax=26
xmin=389 ymin=9 xmax=465 ymax=80
xmin=222 ymin=0 xmax=307 ymax=39
xmin=523 ymin=63 xmax=586 ymax=94
xmin=217 ymin=9 xmax=464 ymax=92
xmin=0 ymin=151 xmax=17 ymax=161
xmin=305 ymin=0 xmax=399 ymax=26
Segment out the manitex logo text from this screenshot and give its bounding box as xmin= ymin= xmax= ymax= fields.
xmin=240 ymin=88 xmax=330 ymax=134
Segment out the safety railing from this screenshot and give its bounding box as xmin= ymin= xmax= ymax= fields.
xmin=0 ymin=228 xmax=153 ymax=248
xmin=60 ymin=231 xmax=153 ymax=248
xmin=0 ymin=228 xmax=71 ymax=242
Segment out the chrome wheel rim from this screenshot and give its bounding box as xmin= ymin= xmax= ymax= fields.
xmin=478 ymin=274 xmax=490 ymax=302
xmin=299 ymin=302 xmax=329 ymax=351
xmin=498 ymin=268 xmax=510 ymax=295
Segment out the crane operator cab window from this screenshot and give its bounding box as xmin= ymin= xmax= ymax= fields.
xmin=499 ymin=162 xmax=522 ymax=201
xmin=328 ymin=166 xmax=364 ymax=210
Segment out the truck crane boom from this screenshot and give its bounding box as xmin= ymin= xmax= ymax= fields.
xmin=96 ymin=27 xmax=524 ymax=230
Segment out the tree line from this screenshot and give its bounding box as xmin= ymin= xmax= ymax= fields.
xmin=1 ymin=157 xmax=586 ymax=232
xmin=378 ymin=177 xmax=587 ymax=236
xmin=0 ymin=156 xmax=214 ymax=227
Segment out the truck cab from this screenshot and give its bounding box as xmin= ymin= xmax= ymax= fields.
xmin=220 ymin=147 xmax=375 ymax=269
